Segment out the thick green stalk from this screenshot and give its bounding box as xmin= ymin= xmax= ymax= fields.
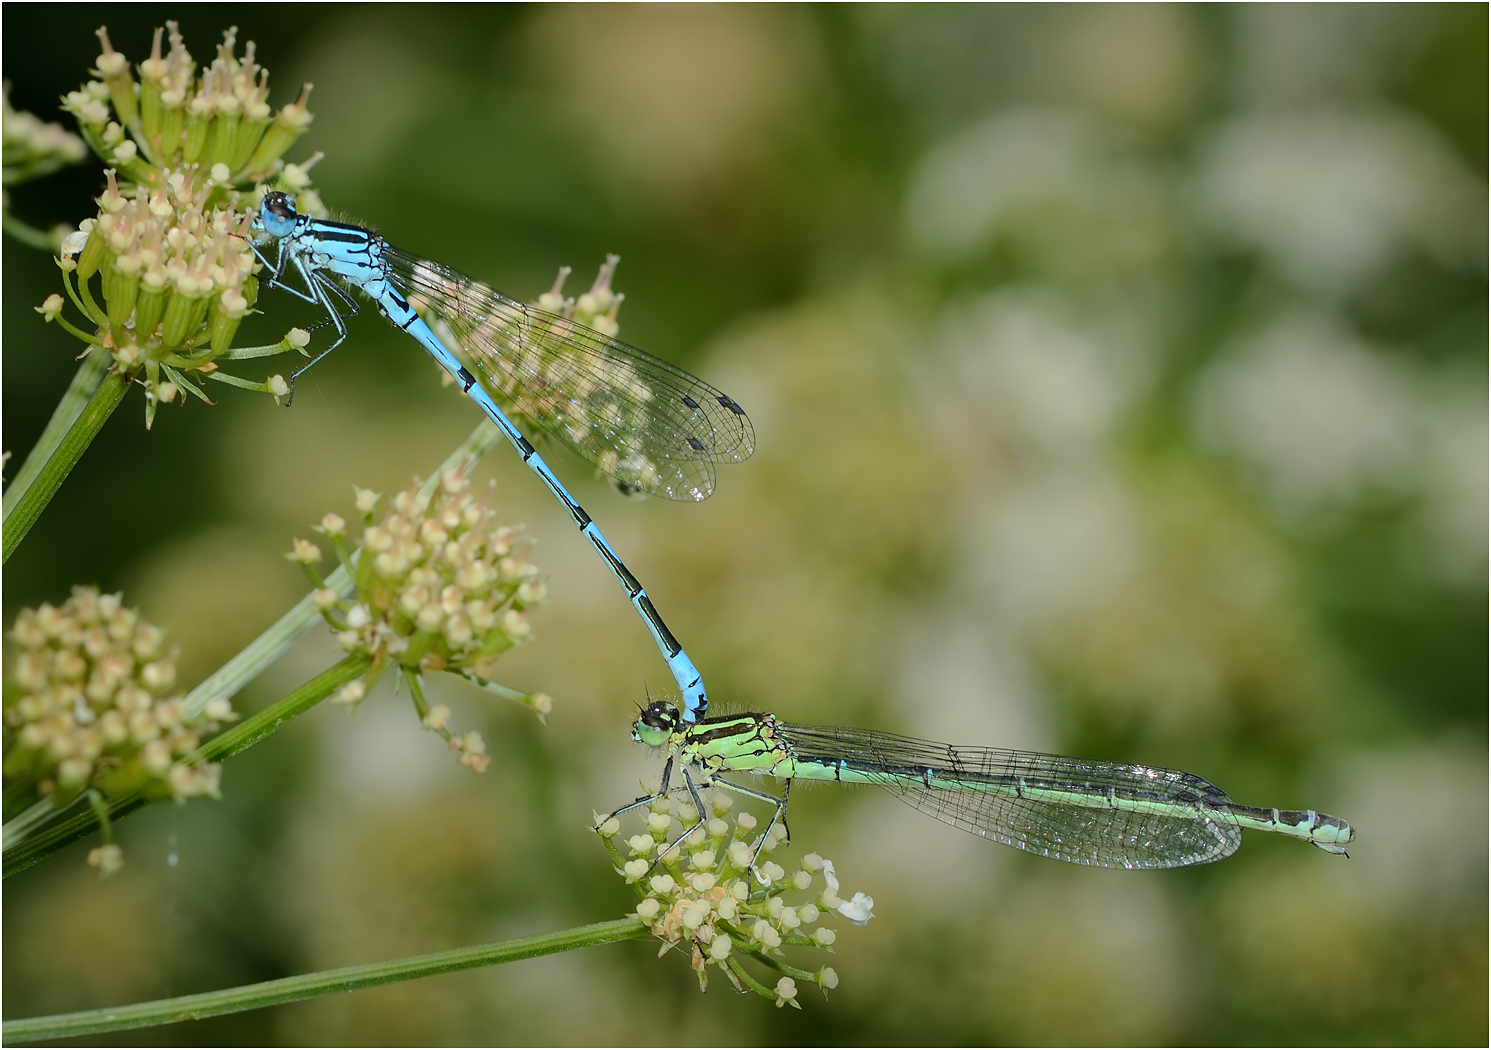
xmin=178 ymin=564 xmax=357 ymax=722
xmin=3 ymin=917 xmax=646 ymax=1042
xmin=2 ymin=363 xmax=128 ymax=563
xmin=2 ymin=654 xmax=371 ymax=878
xmin=198 ymin=652 xmax=373 ymax=761
xmin=2 ymin=349 xmax=108 ymax=521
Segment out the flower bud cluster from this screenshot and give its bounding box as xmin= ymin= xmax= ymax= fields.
xmin=64 ymin=24 xmax=313 ymax=186
xmin=36 ymin=25 xmax=320 ymax=428
xmin=66 ymin=166 xmax=259 ymax=364
xmin=3 ymin=84 xmax=88 ymax=185
xmin=534 ymin=254 xmax=626 ymax=338
xmin=295 ymin=472 xmax=552 ymax=769
xmin=598 ymin=792 xmax=867 ymax=1003
xmin=300 ymin=471 xmax=547 ymax=677
xmin=4 ymin=587 xmax=236 ymax=810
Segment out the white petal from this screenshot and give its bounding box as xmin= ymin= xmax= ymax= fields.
xmin=821 ymin=858 xmax=839 ymax=893
xmin=837 ymin=892 xmax=876 ymax=926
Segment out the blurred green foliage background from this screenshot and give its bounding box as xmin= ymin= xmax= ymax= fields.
xmin=3 ymin=4 xmax=1485 ymax=1044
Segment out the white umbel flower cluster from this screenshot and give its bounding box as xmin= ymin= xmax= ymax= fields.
xmin=64 ymin=23 xmax=313 ymax=188
xmin=598 ymin=792 xmax=863 ymax=1004
xmin=4 ymin=587 xmax=235 ymax=809
xmin=68 ymin=166 xmax=259 ymax=360
xmin=294 ymin=471 xmax=552 ymax=772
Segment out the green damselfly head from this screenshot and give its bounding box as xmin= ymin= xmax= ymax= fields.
xmin=633 ymin=700 xmax=681 ymax=746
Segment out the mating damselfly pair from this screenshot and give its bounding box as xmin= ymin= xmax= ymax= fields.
xmin=250 ymin=192 xmax=1355 ymax=872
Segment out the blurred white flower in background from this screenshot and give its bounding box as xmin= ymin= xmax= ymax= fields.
xmin=904 ymin=108 xmax=1171 ymax=274
xmin=905 ymin=110 xmax=1104 ymax=263
xmin=1413 ymin=382 xmax=1488 ymax=584
xmin=935 ymin=291 xmax=1148 ymax=629
xmin=965 ymin=471 xmax=1143 ymax=631
xmin=1192 ymin=310 xmax=1487 ymax=576
xmin=895 ymin=615 xmax=1052 ymax=754
xmin=1195 ymin=110 xmax=1485 ymax=295
xmin=1192 ymin=312 xmax=1415 ymax=515
xmin=940 ymin=290 xmax=1148 ymax=461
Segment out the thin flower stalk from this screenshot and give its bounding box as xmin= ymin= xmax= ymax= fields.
xmin=1 ymin=917 xmax=646 ymax=1043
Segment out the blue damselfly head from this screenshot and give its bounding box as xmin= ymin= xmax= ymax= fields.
xmin=255 ymin=190 xmax=300 ymax=237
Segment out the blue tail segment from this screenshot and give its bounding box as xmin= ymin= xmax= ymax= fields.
xmin=400 ymin=309 xmax=711 ymax=722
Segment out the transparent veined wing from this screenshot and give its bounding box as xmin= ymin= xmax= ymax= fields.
xmin=776 ymin=722 xmax=1242 ymax=869
xmin=385 ymin=248 xmax=755 ymax=502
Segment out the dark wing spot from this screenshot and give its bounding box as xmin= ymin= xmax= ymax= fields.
xmin=716 ymin=395 xmax=745 ymax=415
xmin=682 ymin=395 xmax=700 ymax=409
xmin=687 ymin=436 xmax=706 ymax=452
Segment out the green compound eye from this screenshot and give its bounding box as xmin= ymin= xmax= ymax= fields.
xmin=632 ymin=701 xmax=679 ymax=747
xmin=634 ymin=719 xmax=672 ymax=748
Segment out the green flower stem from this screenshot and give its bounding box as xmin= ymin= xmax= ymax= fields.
xmin=84 ymin=790 xmax=115 ymax=845
xmin=200 ymin=369 xmax=275 ymax=393
xmin=725 ymin=955 xmax=780 ymax=999
xmin=199 ymin=652 xmax=373 ymax=762
xmin=1 ymin=348 xmax=109 ymax=543
xmin=742 ymin=946 xmax=817 ymax=984
xmin=2 ymin=654 xmax=371 ymax=879
xmin=58 ymin=271 xmax=102 ymax=330
xmin=51 ymin=314 xmax=105 ymax=348
xmin=2 ymin=363 xmax=128 ymax=564
xmin=0 ymin=793 xmax=74 ymax=851
xmin=74 ymin=269 xmax=107 ymax=328
xmin=215 ymin=338 xmax=310 ymax=360
xmin=598 ymin=831 xmax=632 ymax=874
xmin=180 ymin=565 xmax=355 ymax=722
xmin=2 ymin=917 xmax=648 ymax=1043
xmin=406 ymin=670 xmax=433 ymax=720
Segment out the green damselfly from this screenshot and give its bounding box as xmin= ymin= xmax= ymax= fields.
xmin=605 ymin=701 xmax=1355 ymax=872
